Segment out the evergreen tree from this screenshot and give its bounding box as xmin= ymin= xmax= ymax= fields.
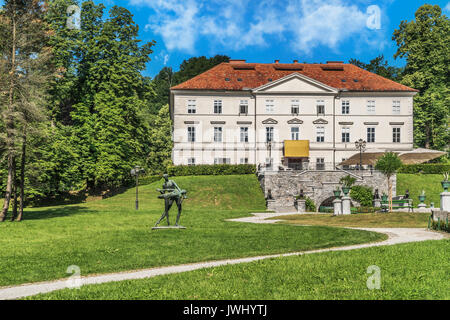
xmin=0 ymin=0 xmax=53 ymax=221
xmin=147 ymin=105 xmax=173 ymax=174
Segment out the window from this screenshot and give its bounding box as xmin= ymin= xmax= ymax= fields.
xmin=187 ymin=126 xmax=195 ymax=142
xmin=291 ymin=127 xmax=300 ymax=140
xmin=265 ymin=99 xmax=274 ymax=113
xmin=316 ymin=126 xmax=325 ymax=142
xmin=214 ymin=158 xmax=230 ymax=164
xmin=341 ymin=127 xmax=350 ymax=143
xmin=240 ymin=158 xmax=248 ymax=164
xmin=187 ymin=100 xmax=196 ymax=114
xmin=240 ymin=127 xmax=249 ymax=143
xmin=187 ymin=158 xmax=195 ymax=166
xmin=266 ymin=127 xmax=274 ymax=142
xmin=367 ymin=127 xmax=375 ymax=143
xmin=291 ymin=99 xmax=299 ymax=114
xmin=393 ymin=100 xmax=400 ymax=114
xmin=342 ymin=100 xmax=350 ymax=114
xmin=214 ymin=127 xmax=222 ymax=142
xmin=239 ymin=100 xmax=248 ymax=114
xmin=367 ymin=100 xmax=375 ymax=113
xmin=214 ymin=100 xmax=222 ymax=114
xmin=316 ymin=158 xmax=325 ymax=170
xmin=317 ymin=100 xmax=325 ymax=115
xmin=393 ymin=127 xmax=401 ymax=143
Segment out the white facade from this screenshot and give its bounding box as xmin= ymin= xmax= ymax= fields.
xmin=170 ymin=73 xmax=415 ymax=169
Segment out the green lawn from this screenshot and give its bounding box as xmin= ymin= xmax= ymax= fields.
xmin=27 ymin=239 xmax=450 ymax=300
xmin=397 ymin=173 xmax=443 ymax=207
xmin=274 ymin=211 xmax=430 ymax=228
xmin=0 ymin=175 xmax=385 ymax=287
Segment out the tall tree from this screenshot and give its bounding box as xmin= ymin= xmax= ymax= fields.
xmin=148 ymin=55 xmax=229 ymax=114
xmin=349 ymin=55 xmax=403 ymax=81
xmin=147 ymin=104 xmax=173 ymax=174
xmin=393 ymin=4 xmax=450 ymax=150
xmin=0 ymin=0 xmax=53 ymax=221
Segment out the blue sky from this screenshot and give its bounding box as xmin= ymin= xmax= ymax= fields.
xmin=2 ymin=0 xmax=449 ymax=77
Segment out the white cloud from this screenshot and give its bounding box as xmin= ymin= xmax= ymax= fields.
xmin=445 ymin=2 xmax=450 ymax=13
xmin=129 ymin=0 xmax=388 ymax=54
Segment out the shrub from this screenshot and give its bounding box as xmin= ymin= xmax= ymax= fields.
xmin=305 ymin=196 xmax=316 ymax=212
xmin=350 ymin=185 xmax=373 ymax=207
xmin=166 ymin=164 xmax=256 ymax=176
xmin=138 ymin=175 xmax=162 ymax=186
xmin=398 ymin=163 xmax=450 ymax=174
xmin=431 ymin=218 xmax=449 ymax=233
xmin=339 ymin=175 xmax=356 ymax=187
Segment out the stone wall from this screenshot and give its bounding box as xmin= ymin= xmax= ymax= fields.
xmin=260 ymin=169 xmax=395 ymax=211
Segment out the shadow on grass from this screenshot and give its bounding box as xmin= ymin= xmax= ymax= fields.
xmin=19 ymin=206 xmax=95 ymax=221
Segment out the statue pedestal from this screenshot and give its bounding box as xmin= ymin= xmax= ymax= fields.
xmin=333 ymin=198 xmax=342 ymax=216
xmin=152 ymin=226 xmax=186 ymax=230
xmin=342 ymin=196 xmax=351 ymax=215
xmin=418 ymin=203 xmax=427 ymax=209
xmin=266 ymin=199 xmax=276 ymax=211
xmin=440 ymin=192 xmax=450 ymax=212
xmin=297 ymin=199 xmax=306 ymax=213
xmin=373 ymin=199 xmax=381 ymax=208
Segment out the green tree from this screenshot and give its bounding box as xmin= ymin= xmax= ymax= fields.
xmin=349 ymin=55 xmax=403 ymax=81
xmin=0 ymin=0 xmax=53 ymax=221
xmin=147 ymin=104 xmax=173 ymax=174
xmin=393 ymin=4 xmax=450 ymax=150
xmin=375 ymin=152 xmax=403 ymax=212
xmin=148 ymin=55 xmax=229 ymax=114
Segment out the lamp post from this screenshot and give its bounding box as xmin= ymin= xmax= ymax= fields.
xmin=130 ymin=165 xmax=144 ymax=210
xmin=355 ymin=139 xmax=366 ymax=170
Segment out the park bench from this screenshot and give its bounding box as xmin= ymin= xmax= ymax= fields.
xmin=381 ymin=199 xmax=414 ymax=212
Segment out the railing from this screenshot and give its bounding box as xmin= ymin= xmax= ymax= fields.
xmin=260 ymin=162 xmax=377 ymax=173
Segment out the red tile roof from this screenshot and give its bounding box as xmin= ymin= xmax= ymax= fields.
xmin=171 ymin=62 xmax=418 ymax=92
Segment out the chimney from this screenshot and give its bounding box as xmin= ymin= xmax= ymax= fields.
xmin=229 ymin=59 xmax=246 ymax=64
xmin=293 ymin=60 xmax=298 ymax=64
xmin=274 ymin=59 xmax=280 ymax=63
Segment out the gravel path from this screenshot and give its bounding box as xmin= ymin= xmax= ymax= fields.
xmin=0 ymin=212 xmax=445 ymax=300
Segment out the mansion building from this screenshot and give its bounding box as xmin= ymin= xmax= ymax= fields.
xmin=169 ymin=60 xmax=418 ymax=170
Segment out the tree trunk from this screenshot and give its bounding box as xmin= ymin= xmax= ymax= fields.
xmin=388 ymin=175 xmax=392 ymax=212
xmin=1 ymin=1 xmax=17 ymax=222
xmin=17 ymin=129 xmax=26 ymax=222
xmin=11 ymin=159 xmax=18 ymax=221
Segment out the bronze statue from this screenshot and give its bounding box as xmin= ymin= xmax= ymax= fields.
xmin=154 ymin=174 xmax=187 ymax=228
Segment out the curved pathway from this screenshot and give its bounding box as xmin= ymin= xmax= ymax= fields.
xmin=0 ymin=212 xmax=445 ymax=300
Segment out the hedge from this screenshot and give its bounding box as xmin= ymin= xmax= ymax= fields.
xmin=398 ymin=164 xmax=450 ymax=174
xmin=166 ymin=164 xmax=256 ymax=176
xmin=138 ymin=175 xmax=163 ymax=186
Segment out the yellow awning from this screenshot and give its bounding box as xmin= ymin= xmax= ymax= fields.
xmin=284 ymin=140 xmax=309 ymax=157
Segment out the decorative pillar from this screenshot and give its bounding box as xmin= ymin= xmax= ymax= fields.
xmin=297 ymin=199 xmax=306 ymax=213
xmin=333 ymin=198 xmax=342 ymax=216
xmin=342 ymin=196 xmax=351 ymax=215
xmin=441 ymin=192 xmax=450 ymax=212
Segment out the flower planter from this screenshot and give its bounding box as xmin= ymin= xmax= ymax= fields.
xmin=441 ymin=181 xmax=450 ymax=192
xmin=333 ymin=190 xmax=341 ymax=198
xmin=418 ymin=195 xmax=426 ymax=203
xmin=342 ymin=187 xmax=350 ymax=196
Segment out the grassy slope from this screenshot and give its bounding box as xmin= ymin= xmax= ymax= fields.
xmin=29 ymin=239 xmax=450 ymax=300
xmin=397 ymin=174 xmax=443 ymax=208
xmin=274 ymin=212 xmax=430 ymax=228
xmin=0 ymin=175 xmax=384 ymax=287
